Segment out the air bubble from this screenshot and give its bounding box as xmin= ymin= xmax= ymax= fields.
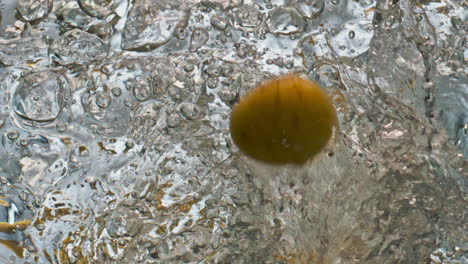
xmin=125 ymin=141 xmax=135 ymax=149
xmin=13 ymin=71 xmax=66 ymax=122
xmin=124 ymin=98 xmax=134 ymax=108
xmin=206 ymin=63 xmax=222 ymax=77
xmin=167 ymin=113 xmax=180 ymax=128
xmin=132 ymin=78 xmax=152 ymax=102
xmin=111 ymin=87 xmax=122 ymax=97
xmin=17 ymin=0 xmax=52 ymax=22
xmin=210 ymin=15 xmax=228 ymax=31
xmin=96 ymin=93 xmax=112 ymax=108
xmin=190 ymin=28 xmax=209 ymax=52
xmin=7 ymin=131 xmax=19 ymax=140
xmin=36 ymin=223 xmax=45 ymax=231
xmin=56 ymin=123 xmax=67 ymax=132
xmin=20 ymin=139 xmax=29 ymax=146
xmin=78 ymin=0 xmax=117 ymax=18
xmin=207 ymin=78 xmax=219 ymax=89
xmin=267 ymin=7 xmax=305 ymax=35
xmin=184 ymin=64 xmax=195 ymax=72
xmin=180 ymin=102 xmax=202 ymax=120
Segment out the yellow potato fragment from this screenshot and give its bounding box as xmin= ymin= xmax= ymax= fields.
xmin=0 ymin=220 xmax=32 ymax=258
xmin=0 ymin=220 xmax=32 ymax=234
xmin=0 ymin=199 xmax=9 ymax=207
xmin=0 ymin=239 xmax=24 ymax=258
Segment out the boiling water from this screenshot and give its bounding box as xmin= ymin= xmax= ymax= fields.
xmin=0 ymin=0 xmax=466 ymax=263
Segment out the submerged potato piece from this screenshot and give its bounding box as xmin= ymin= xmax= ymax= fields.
xmin=0 ymin=239 xmax=24 ymax=258
xmin=230 ymin=75 xmax=338 ymax=165
xmin=0 ymin=220 xmax=32 ymax=234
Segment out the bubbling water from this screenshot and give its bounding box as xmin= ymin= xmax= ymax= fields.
xmin=0 ymin=0 xmax=465 ymax=263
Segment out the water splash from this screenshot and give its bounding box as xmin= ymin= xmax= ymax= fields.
xmin=0 ymin=0 xmax=466 ymax=263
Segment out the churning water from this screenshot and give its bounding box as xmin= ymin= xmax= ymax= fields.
xmin=0 ymin=0 xmax=466 ymax=263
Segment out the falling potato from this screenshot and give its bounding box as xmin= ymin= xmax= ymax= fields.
xmin=230 ymin=75 xmax=338 ymax=165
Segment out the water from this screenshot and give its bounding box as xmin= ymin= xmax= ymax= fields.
xmin=0 ymin=0 xmax=466 ymax=263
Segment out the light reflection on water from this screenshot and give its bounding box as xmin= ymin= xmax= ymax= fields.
xmin=0 ymin=0 xmax=466 ymax=263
